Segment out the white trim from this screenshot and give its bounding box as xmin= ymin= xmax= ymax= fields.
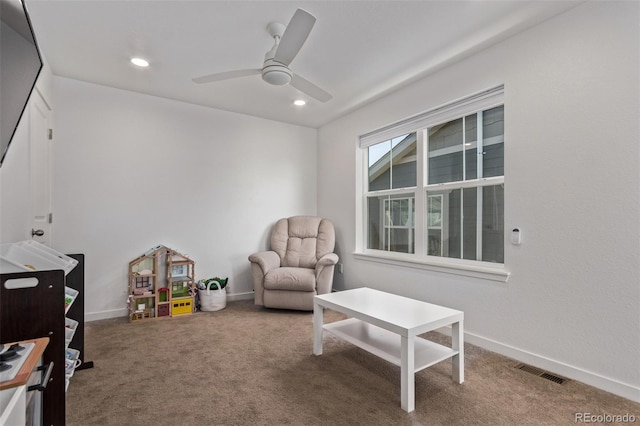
xmin=359 ymin=85 xmax=504 ymax=148
xmin=426 ymin=176 xmax=504 ymax=191
xmin=227 ymin=291 xmax=254 ymax=302
xmin=353 ymin=251 xmax=510 ymax=282
xmin=86 ymin=308 xmax=128 ymax=322
xmin=434 ymin=327 xmax=640 ymax=403
xmin=476 ymin=111 xmax=484 ymax=260
xmin=367 ymin=186 xmax=418 ymax=197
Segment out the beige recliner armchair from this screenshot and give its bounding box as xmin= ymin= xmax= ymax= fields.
xmin=249 ymin=216 xmax=339 ymax=311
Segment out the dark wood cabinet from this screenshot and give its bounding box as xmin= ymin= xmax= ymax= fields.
xmin=1 ymin=253 xmax=91 ymax=426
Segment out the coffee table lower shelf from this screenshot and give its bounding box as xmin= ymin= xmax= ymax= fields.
xmin=324 ymin=318 xmax=458 ymax=372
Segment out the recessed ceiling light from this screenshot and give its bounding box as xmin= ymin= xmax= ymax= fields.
xmin=131 ymin=57 xmax=149 ymax=67
xmin=293 ymin=99 xmax=306 ymax=106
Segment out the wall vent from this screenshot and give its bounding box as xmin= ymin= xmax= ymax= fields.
xmin=514 ymin=363 xmax=568 ymax=385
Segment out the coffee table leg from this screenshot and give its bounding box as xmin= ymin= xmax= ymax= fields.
xmin=313 ymin=300 xmax=323 ymax=355
xmin=400 ymin=335 xmax=415 ymax=412
xmin=452 ymin=320 xmax=464 ymax=383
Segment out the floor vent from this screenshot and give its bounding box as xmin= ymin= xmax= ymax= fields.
xmin=514 ymin=363 xmax=568 ymax=384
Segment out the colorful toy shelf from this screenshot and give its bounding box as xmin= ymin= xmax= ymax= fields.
xmin=127 ymin=245 xmax=195 ymax=321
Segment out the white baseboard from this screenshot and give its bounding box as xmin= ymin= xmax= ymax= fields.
xmin=85 ymin=292 xmax=255 ymax=322
xmin=86 ymin=308 xmax=128 ymax=322
xmin=435 ymin=326 xmax=640 ymax=403
xmin=226 ymin=291 xmax=254 ymax=301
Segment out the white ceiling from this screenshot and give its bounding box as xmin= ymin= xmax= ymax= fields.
xmin=25 ymin=0 xmax=580 ymax=128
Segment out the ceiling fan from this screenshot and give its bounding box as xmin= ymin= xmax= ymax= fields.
xmin=192 ymin=8 xmax=332 ymax=103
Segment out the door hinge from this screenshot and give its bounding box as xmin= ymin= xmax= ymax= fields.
xmin=48 ymin=129 xmax=53 ymax=140
xmin=48 ymin=213 xmax=53 ymax=224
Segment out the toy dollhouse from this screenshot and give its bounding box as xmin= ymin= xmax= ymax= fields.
xmin=127 ymin=245 xmax=195 ymax=321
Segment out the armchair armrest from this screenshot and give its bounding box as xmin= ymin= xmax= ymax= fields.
xmin=315 ymin=253 xmax=339 ymax=294
xmin=315 ymin=253 xmax=339 ymax=278
xmin=248 ymin=251 xmax=281 ymax=275
xmin=316 ymin=253 xmax=339 ymax=267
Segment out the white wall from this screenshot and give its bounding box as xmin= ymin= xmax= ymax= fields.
xmin=318 ymin=1 xmax=639 ymax=402
xmin=0 ymin=58 xmax=53 ymax=243
xmin=0 ymin=111 xmax=31 ymax=243
xmin=52 ymin=77 xmax=317 ymax=319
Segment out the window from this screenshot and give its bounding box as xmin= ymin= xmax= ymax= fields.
xmin=426 ymin=106 xmax=504 ymax=263
xmin=359 ymin=86 xmax=506 ymax=278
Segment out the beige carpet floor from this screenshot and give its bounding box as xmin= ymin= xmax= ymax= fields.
xmin=66 ymin=299 xmax=639 ymax=425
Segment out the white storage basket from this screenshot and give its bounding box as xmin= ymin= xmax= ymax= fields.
xmin=198 ymin=280 xmax=226 ymax=312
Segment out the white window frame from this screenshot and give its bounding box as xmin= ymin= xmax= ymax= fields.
xmin=382 ymin=195 xmax=415 ymax=253
xmin=355 ymin=86 xmax=510 ymax=282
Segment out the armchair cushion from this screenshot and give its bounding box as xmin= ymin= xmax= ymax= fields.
xmin=264 ymin=267 xmax=316 ymax=292
xmin=271 ymin=216 xmax=335 ymax=268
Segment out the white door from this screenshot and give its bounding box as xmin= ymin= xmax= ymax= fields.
xmin=29 ymin=90 xmax=52 ymax=246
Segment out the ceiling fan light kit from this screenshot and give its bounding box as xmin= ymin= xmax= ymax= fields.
xmin=192 ymin=8 xmax=332 ymax=103
xmin=262 ymin=61 xmax=292 ymax=86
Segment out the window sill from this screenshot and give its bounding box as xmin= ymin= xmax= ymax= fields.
xmin=353 ymin=251 xmax=510 ymax=283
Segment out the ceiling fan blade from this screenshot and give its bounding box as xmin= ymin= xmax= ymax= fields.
xmin=192 ymin=69 xmax=261 ymax=84
xmin=273 ymin=9 xmax=316 ymax=66
xmin=290 ymin=73 xmax=332 ymax=103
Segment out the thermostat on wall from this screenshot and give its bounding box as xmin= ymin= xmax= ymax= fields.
xmin=511 ymin=228 xmax=522 ymax=245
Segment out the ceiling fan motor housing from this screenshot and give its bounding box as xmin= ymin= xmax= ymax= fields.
xmin=262 ymin=60 xmax=292 ymax=86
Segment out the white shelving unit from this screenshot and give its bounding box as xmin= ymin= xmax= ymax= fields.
xmin=64 ymin=287 xmax=78 ymax=315
xmin=0 ymin=241 xmax=78 ymax=275
xmin=64 ymin=348 xmax=81 ymax=391
xmin=64 ymin=318 xmax=78 ymax=349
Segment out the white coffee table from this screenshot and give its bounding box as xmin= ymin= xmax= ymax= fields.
xmin=313 ymin=287 xmax=464 ymax=412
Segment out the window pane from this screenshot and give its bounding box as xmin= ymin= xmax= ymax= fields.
xmin=445 ymin=189 xmax=461 ymax=258
xmin=427 ymin=186 xmax=503 ymax=263
xmin=391 ymin=134 xmax=417 ymax=189
xmin=426 ymin=189 xmax=460 ymax=258
xmin=367 ymin=196 xmax=383 ymax=249
xmin=428 ymin=118 xmax=463 ymax=184
xmin=367 ymin=193 xmax=414 ymax=253
xmin=482 ymin=106 xmax=504 ymax=178
xmin=368 ymin=143 xmax=391 ymax=191
xmin=482 ymin=185 xmax=504 ymax=263
xmin=368 ymin=133 xmax=416 ymax=191
xmin=427 ymin=194 xmax=443 ymax=256
xmin=389 ymin=228 xmax=412 ymax=253
xmin=462 ymin=188 xmax=477 ymax=261
xmin=465 ymin=113 xmax=478 ymax=180
xmin=428 ymin=107 xmax=504 ymax=184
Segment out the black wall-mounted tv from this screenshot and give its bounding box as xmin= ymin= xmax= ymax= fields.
xmin=0 ymin=0 xmax=43 ymax=167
